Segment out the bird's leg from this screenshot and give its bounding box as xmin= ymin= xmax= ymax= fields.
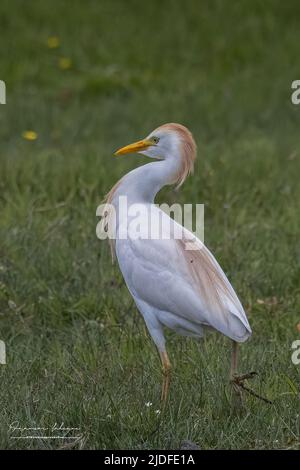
xmin=160 ymin=350 xmax=171 ymax=404
xmin=230 ymin=340 xmax=238 ymax=381
xmin=230 ymin=341 xmax=263 ymax=409
xmin=230 ymin=341 xmax=243 ymax=410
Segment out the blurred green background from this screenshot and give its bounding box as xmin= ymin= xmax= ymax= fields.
xmin=0 ymin=0 xmax=300 ymax=449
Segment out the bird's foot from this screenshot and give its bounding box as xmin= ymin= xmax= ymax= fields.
xmin=230 ymin=371 xmax=272 ymax=405
xmin=231 ymin=371 xmax=257 ymax=389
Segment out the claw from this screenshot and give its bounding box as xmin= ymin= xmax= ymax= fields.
xmin=231 ymin=371 xmax=258 ymax=386
xmin=230 ymin=371 xmax=272 ymax=405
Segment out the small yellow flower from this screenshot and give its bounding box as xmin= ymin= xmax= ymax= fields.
xmin=58 ymin=57 xmax=72 ymax=70
xmin=22 ymin=130 xmax=38 ymax=141
xmin=47 ymin=36 xmax=60 ymax=49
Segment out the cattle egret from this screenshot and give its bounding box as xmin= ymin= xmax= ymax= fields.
xmin=105 ymin=123 xmax=252 ymax=403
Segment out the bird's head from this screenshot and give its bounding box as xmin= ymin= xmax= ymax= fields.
xmin=114 ymin=123 xmax=197 ymax=187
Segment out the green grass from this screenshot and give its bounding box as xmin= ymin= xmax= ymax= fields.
xmin=0 ymin=0 xmax=300 ymax=449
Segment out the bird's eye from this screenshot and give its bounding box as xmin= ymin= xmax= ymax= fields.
xmin=152 ymin=136 xmax=160 ymax=144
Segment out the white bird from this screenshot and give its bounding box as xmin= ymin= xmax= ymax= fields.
xmin=104 ymin=123 xmax=252 ymax=403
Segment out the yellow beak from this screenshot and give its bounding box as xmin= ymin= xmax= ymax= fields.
xmin=114 ymin=139 xmax=153 ymax=156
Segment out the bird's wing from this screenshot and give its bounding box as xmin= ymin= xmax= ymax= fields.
xmin=116 ymin=208 xmax=251 ymax=342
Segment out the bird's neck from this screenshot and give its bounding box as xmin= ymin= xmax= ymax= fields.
xmin=117 ymin=157 xmax=181 ymax=204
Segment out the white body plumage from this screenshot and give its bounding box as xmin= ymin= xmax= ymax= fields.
xmin=107 ymin=124 xmax=251 ymax=358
